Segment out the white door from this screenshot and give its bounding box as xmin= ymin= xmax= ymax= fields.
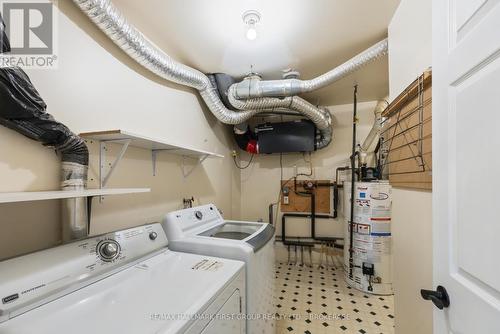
xmin=432 ymin=0 xmax=500 ymax=333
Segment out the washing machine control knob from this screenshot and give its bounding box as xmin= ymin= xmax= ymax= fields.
xmin=195 ymin=211 xmax=203 ymax=220
xmin=97 ymin=240 xmax=120 ymax=261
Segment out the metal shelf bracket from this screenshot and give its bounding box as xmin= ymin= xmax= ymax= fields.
xmin=99 ymin=139 xmax=132 ymax=189
xmin=181 ymin=154 xmax=209 ymax=178
xmin=151 ymin=150 xmax=209 ymax=178
xmin=151 ymin=149 xmax=176 ymax=176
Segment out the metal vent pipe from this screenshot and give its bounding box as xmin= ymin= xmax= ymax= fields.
xmin=0 ymin=67 xmax=89 ymax=242
xmin=73 ymin=0 xmax=259 ymax=125
xmin=230 ymin=39 xmax=388 ymax=99
xmin=359 ymin=98 xmax=389 ymax=165
xmin=73 ymin=0 xmax=293 ymax=126
xmin=72 ymin=0 xmax=334 ymax=144
xmin=360 ymin=98 xmax=389 ymax=152
xmin=73 ymin=0 xmax=387 ymax=152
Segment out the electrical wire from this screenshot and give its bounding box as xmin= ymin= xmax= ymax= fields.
xmin=280 ymin=153 xmax=283 ymax=181
xmin=273 ymin=151 xmax=316 ymax=224
xmin=273 ymin=175 xmax=296 ymax=226
xmin=233 ymin=153 xmax=254 ymax=169
xmin=296 ymin=152 xmax=313 ymax=178
xmin=272 ymin=153 xmax=285 ymax=224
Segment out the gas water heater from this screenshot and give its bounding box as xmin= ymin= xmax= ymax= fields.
xmin=343 ymin=181 xmax=393 ymax=295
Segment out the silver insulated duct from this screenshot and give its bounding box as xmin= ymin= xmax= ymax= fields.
xmin=72 ymin=0 xmax=256 ymax=125
xmin=0 ymin=67 xmax=89 ymax=242
xmin=230 ymin=39 xmax=389 ymax=99
xmin=73 ymin=0 xmax=388 ymax=152
xmin=72 ymin=0 xmax=336 ymax=146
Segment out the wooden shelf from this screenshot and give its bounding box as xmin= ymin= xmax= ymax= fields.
xmin=0 ymin=188 xmax=150 ymax=204
xmin=79 ymin=130 xmax=224 ymax=158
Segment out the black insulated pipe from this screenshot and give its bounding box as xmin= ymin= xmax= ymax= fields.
xmin=275 ymin=236 xmax=343 ymax=246
xmin=336 ymin=166 xmax=349 ymax=185
xmin=375 ymin=137 xmax=384 ymax=178
xmin=281 ymin=213 xmax=287 ymax=245
xmin=269 ymin=203 xmax=276 ymax=226
xmin=281 ymin=188 xmax=342 ymax=246
xmin=281 ymin=213 xmax=342 ymax=246
xmin=333 ymin=182 xmax=339 ymax=218
xmin=349 ymin=85 xmax=358 ymax=277
xmin=281 ymin=213 xmax=321 ymax=246
xmin=209 ymin=72 xmax=260 ymax=155
xmin=279 ymin=176 xmax=345 ymax=246
xmin=311 ymin=193 xmax=316 ymax=239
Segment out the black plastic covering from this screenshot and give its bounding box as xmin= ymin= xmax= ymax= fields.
xmin=0 ymin=67 xmax=88 ymax=165
xmin=256 ymin=120 xmax=316 ymax=154
xmin=0 ymin=13 xmax=10 ymax=53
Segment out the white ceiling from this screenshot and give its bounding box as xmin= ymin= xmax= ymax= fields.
xmin=113 ymin=0 xmax=400 ymax=105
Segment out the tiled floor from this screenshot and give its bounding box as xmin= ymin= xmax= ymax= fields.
xmin=274 ymin=262 xmax=395 ymax=334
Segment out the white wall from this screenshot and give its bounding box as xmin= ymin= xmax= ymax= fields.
xmin=388 ymin=0 xmax=433 ymax=333
xmin=388 ymin=0 xmax=432 ymax=99
xmin=239 ymin=102 xmax=377 ymax=262
xmin=0 ymin=2 xmax=240 ymax=260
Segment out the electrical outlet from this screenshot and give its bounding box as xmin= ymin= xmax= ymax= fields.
xmin=283 ymin=196 xmax=289 ymax=205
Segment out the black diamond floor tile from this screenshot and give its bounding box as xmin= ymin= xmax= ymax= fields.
xmin=274 ymin=262 xmax=395 ymax=333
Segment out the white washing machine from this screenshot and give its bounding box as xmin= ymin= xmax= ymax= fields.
xmin=0 ymin=223 xmax=246 ymax=334
xmin=162 ymin=204 xmax=276 ymax=334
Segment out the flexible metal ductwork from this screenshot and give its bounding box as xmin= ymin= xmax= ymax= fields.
xmin=360 ymin=98 xmax=389 ymax=152
xmin=72 ymin=0 xmax=335 ymax=147
xmin=230 ymin=39 xmax=388 ymax=99
xmin=73 ymin=0 xmax=259 ymax=125
xmin=0 ymin=67 xmax=89 ymax=241
xmin=359 ymin=98 xmax=389 ymax=165
xmin=74 ymin=0 xmax=388 ymax=152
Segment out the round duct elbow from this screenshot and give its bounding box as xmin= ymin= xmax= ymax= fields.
xmin=73 ymin=0 xmax=335 ymax=150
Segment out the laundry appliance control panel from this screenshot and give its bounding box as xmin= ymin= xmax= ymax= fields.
xmin=0 ymin=224 xmax=167 ymax=323
xmin=165 ymin=204 xmax=224 ymax=233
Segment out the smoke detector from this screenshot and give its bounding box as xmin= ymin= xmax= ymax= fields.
xmin=242 ymin=10 xmax=261 ymax=41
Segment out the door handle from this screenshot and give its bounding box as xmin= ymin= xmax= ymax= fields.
xmin=420 ymin=285 xmax=450 ymax=310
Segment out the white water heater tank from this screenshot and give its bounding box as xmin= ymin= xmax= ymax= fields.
xmin=343 ymin=181 xmax=393 ymax=295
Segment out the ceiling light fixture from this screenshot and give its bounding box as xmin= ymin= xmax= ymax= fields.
xmin=242 ymin=10 xmax=261 ymax=41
